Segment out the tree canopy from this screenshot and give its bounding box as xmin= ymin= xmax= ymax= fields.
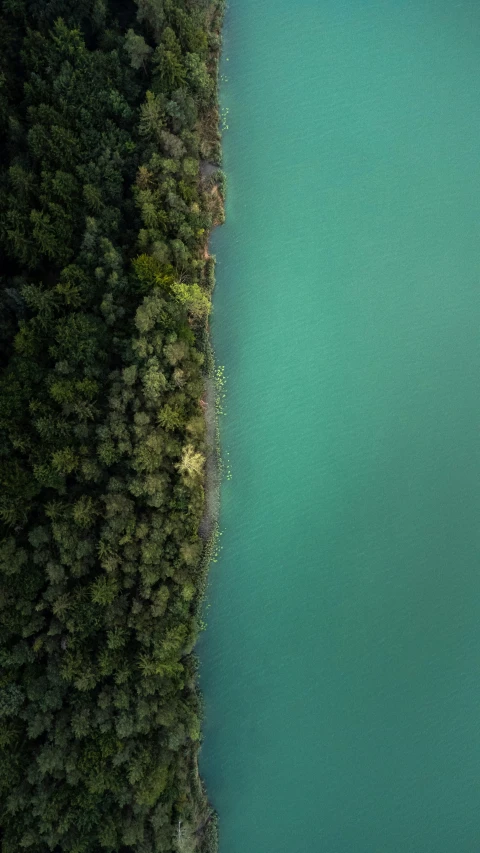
xmin=0 ymin=0 xmax=224 ymax=850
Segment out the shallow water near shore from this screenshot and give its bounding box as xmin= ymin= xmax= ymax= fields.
xmin=199 ymin=2 xmax=480 ymax=851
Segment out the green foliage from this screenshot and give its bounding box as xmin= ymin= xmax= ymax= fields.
xmin=125 ymin=27 xmax=153 ymax=70
xmin=0 ymin=0 xmax=224 ymax=851
xmin=172 ymin=281 xmax=211 ymax=322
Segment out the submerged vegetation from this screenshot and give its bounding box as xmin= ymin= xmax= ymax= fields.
xmin=0 ymin=0 xmax=224 ymax=850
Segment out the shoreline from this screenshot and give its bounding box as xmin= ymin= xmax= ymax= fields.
xmin=190 ymin=2 xmax=226 ymax=850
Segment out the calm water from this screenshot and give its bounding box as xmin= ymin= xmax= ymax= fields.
xmin=200 ymin=2 xmax=480 ymax=851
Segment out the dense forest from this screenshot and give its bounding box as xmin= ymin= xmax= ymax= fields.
xmin=0 ymin=0 xmax=224 ymax=850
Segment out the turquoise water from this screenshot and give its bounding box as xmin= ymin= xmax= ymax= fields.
xmin=200 ymin=2 xmax=480 ymax=851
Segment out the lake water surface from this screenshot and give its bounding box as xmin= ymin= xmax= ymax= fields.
xmin=200 ymin=2 xmax=480 ymax=851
